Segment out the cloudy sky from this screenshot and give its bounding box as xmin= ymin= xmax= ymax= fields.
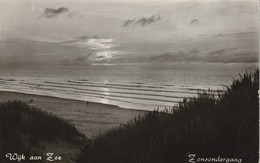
xmin=0 ymin=0 xmax=258 ymax=66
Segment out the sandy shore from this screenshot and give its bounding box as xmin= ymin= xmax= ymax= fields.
xmin=0 ymin=91 xmax=146 ymax=138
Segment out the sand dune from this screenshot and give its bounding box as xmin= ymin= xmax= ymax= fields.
xmin=0 ymin=91 xmax=145 ymax=138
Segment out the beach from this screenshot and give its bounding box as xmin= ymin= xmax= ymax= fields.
xmin=0 ymin=91 xmax=146 ymax=138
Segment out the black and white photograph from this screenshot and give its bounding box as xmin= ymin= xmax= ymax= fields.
xmin=0 ymin=0 xmax=259 ymax=162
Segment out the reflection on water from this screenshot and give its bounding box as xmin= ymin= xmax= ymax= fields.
xmin=0 ymin=63 xmax=256 ymax=111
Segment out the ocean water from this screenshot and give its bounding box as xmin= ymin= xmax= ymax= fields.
xmin=0 ymin=64 xmax=253 ymax=111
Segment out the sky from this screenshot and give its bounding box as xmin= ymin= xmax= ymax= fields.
xmin=0 ymin=0 xmax=258 ymax=67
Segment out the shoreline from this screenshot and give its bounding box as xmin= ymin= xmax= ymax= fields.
xmin=0 ymin=91 xmax=146 ymax=138
xmin=0 ymin=90 xmax=147 ymax=112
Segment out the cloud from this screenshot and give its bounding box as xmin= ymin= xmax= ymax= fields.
xmin=122 ymin=19 xmax=136 ymax=27
xmin=121 ymin=49 xmax=258 ymax=64
xmin=58 ymin=36 xmax=121 ymax=62
xmin=122 ymin=14 xmax=161 ymax=27
xmin=77 ymin=35 xmax=99 ymax=40
xmin=135 ymin=14 xmax=161 ymax=26
xmin=190 ymin=19 xmax=199 ymax=24
xmin=62 ymin=36 xmax=118 ymax=50
xmin=190 ymin=48 xmax=200 ymax=54
xmin=43 ymin=7 xmax=69 ymax=18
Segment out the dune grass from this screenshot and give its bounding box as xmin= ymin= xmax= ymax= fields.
xmin=0 ymin=101 xmax=87 ymax=161
xmin=77 ymin=70 xmax=259 ymax=163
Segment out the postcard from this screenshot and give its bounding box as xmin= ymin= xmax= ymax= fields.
xmin=0 ymin=0 xmax=258 ymax=162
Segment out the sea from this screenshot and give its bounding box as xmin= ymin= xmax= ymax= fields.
xmin=0 ymin=63 xmax=256 ymax=111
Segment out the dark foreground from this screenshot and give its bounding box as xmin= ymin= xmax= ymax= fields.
xmin=0 ymin=101 xmax=87 ymax=163
xmin=78 ymin=70 xmax=259 ymax=163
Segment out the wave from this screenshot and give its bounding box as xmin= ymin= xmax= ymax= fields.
xmin=0 ymin=77 xmax=223 ymax=111
xmin=42 ymin=81 xmax=203 ymax=94
xmin=21 ymin=82 xmax=192 ymax=99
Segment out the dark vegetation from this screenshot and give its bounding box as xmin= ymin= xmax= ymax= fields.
xmin=78 ymin=70 xmax=259 ymax=163
xmin=0 ymin=101 xmax=87 ymax=162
